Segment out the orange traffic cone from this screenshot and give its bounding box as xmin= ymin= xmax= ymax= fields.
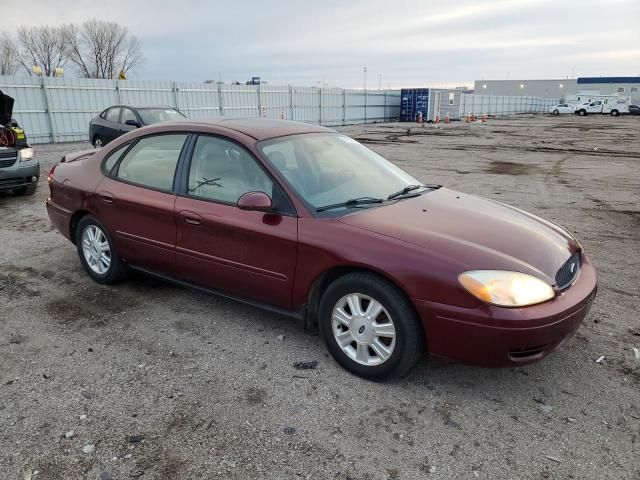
xmin=465 ymin=113 xmax=470 ymax=123
xmin=435 ymin=115 xmax=440 ymax=124
xmin=444 ymin=114 xmax=450 ymax=124
xmin=482 ymin=113 xmax=487 ymax=122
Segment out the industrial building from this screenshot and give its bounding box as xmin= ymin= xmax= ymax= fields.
xmin=474 ymin=77 xmax=640 ymax=104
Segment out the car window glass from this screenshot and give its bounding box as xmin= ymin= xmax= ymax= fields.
xmin=120 ymin=108 xmax=137 ymax=125
xmin=137 ymin=108 xmax=184 ymax=124
xmin=103 ymin=143 xmax=130 ymax=174
xmin=105 ymin=107 xmax=120 ymax=123
xmin=116 ymin=134 xmax=187 ymax=190
xmin=260 ymin=134 xmax=419 ymax=210
xmin=188 ymin=136 xmax=273 ymax=204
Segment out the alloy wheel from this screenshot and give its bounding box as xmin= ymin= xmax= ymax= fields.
xmin=332 ymin=293 xmax=396 ymax=366
xmin=81 ymin=225 xmax=111 ymax=274
xmin=94 ymin=137 xmax=103 ymax=148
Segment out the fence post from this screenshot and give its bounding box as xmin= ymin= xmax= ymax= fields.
xmin=319 ymin=87 xmax=322 ymax=125
xmin=40 ymin=77 xmax=55 ymax=143
xmin=342 ymin=89 xmax=347 ymax=125
xmin=172 ymin=81 xmax=179 ymax=110
xmin=115 ymin=80 xmax=122 ymax=104
xmin=289 ymin=85 xmax=294 ymax=121
xmin=383 ymin=90 xmax=388 ymax=121
xmin=218 ymin=82 xmax=224 ymax=117
xmin=364 ymin=88 xmax=367 ymax=124
xmin=257 ymin=83 xmax=262 ymax=117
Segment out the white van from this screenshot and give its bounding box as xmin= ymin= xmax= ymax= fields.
xmin=575 ymin=97 xmax=629 ymax=116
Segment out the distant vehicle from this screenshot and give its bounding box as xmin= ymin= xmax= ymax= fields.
xmin=89 ymin=105 xmax=186 ymax=147
xmin=0 ymin=90 xmax=38 ymax=196
xmin=628 ymin=104 xmax=640 ymax=115
xmin=46 ymin=118 xmax=597 ymax=380
xmin=549 ymin=103 xmax=577 ymax=115
xmin=575 ymin=97 xmax=629 ymax=116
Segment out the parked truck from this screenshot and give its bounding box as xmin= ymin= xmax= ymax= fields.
xmin=574 ymin=96 xmax=630 ymax=116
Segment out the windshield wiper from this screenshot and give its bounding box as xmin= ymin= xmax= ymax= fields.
xmin=316 ymin=196 xmax=384 ymax=212
xmin=387 ymin=184 xmax=442 ymax=200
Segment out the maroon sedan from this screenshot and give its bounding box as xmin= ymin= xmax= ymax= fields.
xmin=46 ymin=119 xmax=597 ymax=380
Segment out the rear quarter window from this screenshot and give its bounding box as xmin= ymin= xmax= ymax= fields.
xmin=103 ymin=143 xmax=131 ymax=174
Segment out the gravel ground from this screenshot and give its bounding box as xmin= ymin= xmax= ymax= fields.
xmin=1 ymin=115 xmax=639 ymax=480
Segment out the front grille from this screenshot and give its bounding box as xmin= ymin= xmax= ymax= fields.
xmin=0 ymin=150 xmax=17 ymax=168
xmin=0 ymin=157 xmax=17 ymax=168
xmin=555 ymin=251 xmax=581 ymax=289
xmin=0 ymin=178 xmax=24 ymax=187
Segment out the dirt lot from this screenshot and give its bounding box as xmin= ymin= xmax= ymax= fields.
xmin=1 ymin=115 xmax=639 ymax=480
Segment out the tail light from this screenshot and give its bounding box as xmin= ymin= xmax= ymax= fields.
xmin=48 ymin=164 xmax=57 ymax=184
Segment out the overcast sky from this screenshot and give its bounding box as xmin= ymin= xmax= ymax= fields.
xmin=3 ymin=0 xmax=639 ymax=87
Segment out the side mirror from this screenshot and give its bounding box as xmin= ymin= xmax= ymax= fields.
xmin=237 ymin=191 xmax=273 ymax=212
xmin=125 ymin=119 xmax=141 ymax=128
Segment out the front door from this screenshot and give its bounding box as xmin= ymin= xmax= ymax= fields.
xmin=95 ymin=133 xmax=190 ymax=274
xmin=174 ymin=134 xmax=298 ymax=309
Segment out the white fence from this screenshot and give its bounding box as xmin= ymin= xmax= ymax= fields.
xmin=0 ymin=75 xmax=401 ymax=144
xmin=459 ymin=94 xmax=559 ymax=116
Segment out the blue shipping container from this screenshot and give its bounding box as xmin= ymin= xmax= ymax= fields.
xmin=400 ymin=88 xmax=429 ymax=122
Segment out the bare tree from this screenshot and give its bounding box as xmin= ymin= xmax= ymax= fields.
xmin=0 ymin=33 xmax=20 ymax=75
xmin=14 ymin=26 xmax=67 ymax=76
xmin=63 ymin=20 xmax=143 ymax=79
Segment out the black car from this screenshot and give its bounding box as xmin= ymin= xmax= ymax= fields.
xmin=628 ymin=104 xmax=640 ymax=115
xmin=89 ymin=105 xmax=186 ymax=147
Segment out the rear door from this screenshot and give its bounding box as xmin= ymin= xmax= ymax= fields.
xmin=96 ymin=133 xmax=190 ymax=275
xmin=102 ymin=107 xmax=122 ymax=143
xmin=174 ymin=134 xmax=298 ymax=309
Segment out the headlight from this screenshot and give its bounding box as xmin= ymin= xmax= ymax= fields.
xmin=458 ymin=270 xmax=555 ymax=307
xmin=18 ymin=147 xmax=34 ymax=162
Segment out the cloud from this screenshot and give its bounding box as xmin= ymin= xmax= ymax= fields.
xmin=1 ymin=0 xmax=638 ymax=86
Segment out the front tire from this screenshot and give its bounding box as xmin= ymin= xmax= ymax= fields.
xmin=75 ymin=215 xmax=127 ymax=284
xmin=578 ymin=109 xmax=587 ymax=116
xmin=552 ymin=109 xmax=559 ymax=116
xmin=93 ymin=136 xmax=104 ymax=148
xmin=319 ymin=272 xmax=425 ymax=381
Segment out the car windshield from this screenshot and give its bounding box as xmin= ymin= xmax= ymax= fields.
xmin=258 ymin=133 xmax=421 ymax=212
xmin=137 ymin=108 xmax=185 ymax=124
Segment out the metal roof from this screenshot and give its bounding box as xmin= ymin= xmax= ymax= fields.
xmin=577 ymin=77 xmax=640 ymax=84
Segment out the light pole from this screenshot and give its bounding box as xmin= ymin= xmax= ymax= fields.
xmin=363 ymin=67 xmax=367 ymax=91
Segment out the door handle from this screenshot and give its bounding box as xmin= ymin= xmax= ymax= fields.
xmin=180 ymin=211 xmax=202 ymax=226
xmin=98 ymin=191 xmax=115 ymax=204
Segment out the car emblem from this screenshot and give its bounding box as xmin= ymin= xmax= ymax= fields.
xmin=358 ymin=325 xmax=366 ymax=334
xmin=569 ymin=262 xmax=577 ymax=274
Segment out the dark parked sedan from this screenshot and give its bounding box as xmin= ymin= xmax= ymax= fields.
xmin=628 ymin=104 xmax=640 ymax=115
xmin=46 ymin=118 xmax=597 ymax=380
xmin=89 ymin=105 xmax=185 ymax=147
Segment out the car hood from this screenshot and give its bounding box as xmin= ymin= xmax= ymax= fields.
xmin=0 ymin=90 xmax=14 ymax=126
xmin=337 ymin=187 xmax=579 ymax=284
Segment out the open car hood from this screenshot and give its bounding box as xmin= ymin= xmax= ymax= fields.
xmin=0 ymin=90 xmax=14 ymax=126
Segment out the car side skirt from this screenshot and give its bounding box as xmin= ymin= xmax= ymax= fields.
xmin=128 ymin=264 xmax=304 ymax=321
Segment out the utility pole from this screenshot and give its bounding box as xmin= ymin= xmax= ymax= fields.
xmin=378 ymin=73 xmax=381 ymax=90
xmin=363 ymin=67 xmax=367 ymax=91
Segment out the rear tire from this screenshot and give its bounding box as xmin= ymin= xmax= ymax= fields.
xmin=552 ymin=109 xmax=559 ymax=116
xmin=93 ymin=136 xmax=104 ymax=148
xmin=75 ymin=215 xmax=127 ymax=284
xmin=610 ymin=110 xmax=619 ymax=117
xmin=318 ymin=272 xmax=425 ymax=381
xmin=13 ymin=184 xmax=37 ymax=196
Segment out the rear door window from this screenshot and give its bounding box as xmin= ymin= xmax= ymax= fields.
xmin=116 ymin=134 xmax=188 ymax=191
xmin=105 ymin=107 xmax=121 ymax=123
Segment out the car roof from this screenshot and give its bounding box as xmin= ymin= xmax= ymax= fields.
xmin=164 ymin=117 xmax=335 ymax=141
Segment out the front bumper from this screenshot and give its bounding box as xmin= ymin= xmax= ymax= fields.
xmin=413 ymin=254 xmax=598 ymax=367
xmin=0 ymin=161 xmax=40 ymax=191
